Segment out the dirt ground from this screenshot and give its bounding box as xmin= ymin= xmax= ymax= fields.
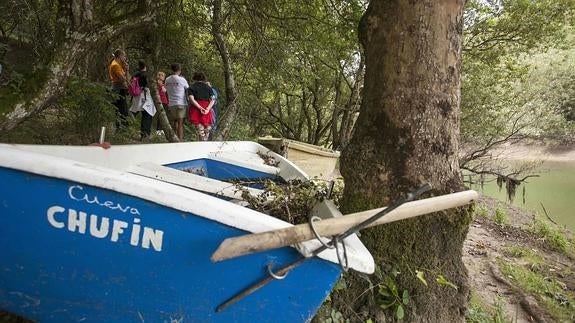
xmin=464 ymin=195 xmax=574 ymax=322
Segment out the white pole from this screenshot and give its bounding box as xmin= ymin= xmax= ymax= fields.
xmin=99 ymin=127 xmax=106 ymax=144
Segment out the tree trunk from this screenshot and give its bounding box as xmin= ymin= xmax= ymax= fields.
xmin=339 ymin=1 xmax=470 ymax=322
xmin=337 ymin=55 xmax=364 ymax=151
xmin=211 ymin=0 xmax=239 ymax=141
xmin=149 ymin=79 xmax=179 ymax=142
xmin=0 ymin=12 xmax=155 ymax=133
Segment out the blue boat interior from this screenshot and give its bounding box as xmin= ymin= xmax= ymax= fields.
xmin=165 ymin=158 xmax=284 ymax=189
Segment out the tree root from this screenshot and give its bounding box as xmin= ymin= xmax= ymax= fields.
xmin=487 ymin=259 xmax=547 ymax=323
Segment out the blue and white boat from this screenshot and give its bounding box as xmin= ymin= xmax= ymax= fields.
xmin=0 ymin=141 xmax=374 ymax=323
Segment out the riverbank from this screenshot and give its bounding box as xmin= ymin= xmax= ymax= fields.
xmin=492 ymin=137 xmax=575 ymax=162
xmin=465 ymin=139 xmax=575 ymax=322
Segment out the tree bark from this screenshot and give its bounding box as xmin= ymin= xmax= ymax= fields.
xmin=0 ymin=12 xmax=155 ymax=133
xmin=339 ymin=0 xmax=470 ymax=322
xmin=149 ymin=79 xmax=179 ymax=142
xmin=211 ymin=0 xmax=239 ymax=141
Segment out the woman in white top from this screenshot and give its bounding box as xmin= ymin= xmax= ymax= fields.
xmin=129 ymin=60 xmax=156 ymax=141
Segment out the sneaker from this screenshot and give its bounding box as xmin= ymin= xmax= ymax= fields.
xmin=155 ymin=130 xmax=165 ymax=136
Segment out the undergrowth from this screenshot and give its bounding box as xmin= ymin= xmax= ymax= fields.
xmin=237 ymin=178 xmax=344 ymax=224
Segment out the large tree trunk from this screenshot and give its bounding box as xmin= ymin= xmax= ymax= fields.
xmin=339 ymin=1 xmax=470 ymax=322
xmin=0 ymin=12 xmax=155 ymax=132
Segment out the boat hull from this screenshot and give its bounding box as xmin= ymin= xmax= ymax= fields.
xmin=257 ymin=137 xmax=340 ymax=179
xmin=0 ymin=167 xmax=341 ymax=322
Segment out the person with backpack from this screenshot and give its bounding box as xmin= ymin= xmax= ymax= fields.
xmin=108 ymin=49 xmax=130 ymax=131
xmin=188 ymin=72 xmax=215 ymax=141
xmin=129 ymin=60 xmax=156 ymax=141
xmin=165 ymin=63 xmax=189 ymax=141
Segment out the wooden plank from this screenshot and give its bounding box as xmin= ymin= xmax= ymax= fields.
xmin=127 ymin=162 xmax=264 ymax=200
xmin=211 ymin=190 xmax=479 ymax=262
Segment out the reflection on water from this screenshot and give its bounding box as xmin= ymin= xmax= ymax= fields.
xmin=469 ymin=161 xmax=575 ymax=231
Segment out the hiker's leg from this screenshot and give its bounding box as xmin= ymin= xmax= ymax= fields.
xmin=204 ymin=125 xmax=212 ymax=141
xmin=177 ymin=119 xmax=184 ymax=141
xmin=141 ymin=111 xmax=153 ymax=140
xmin=196 ymin=124 xmax=205 ymax=141
xmin=113 ymin=88 xmax=129 ymax=131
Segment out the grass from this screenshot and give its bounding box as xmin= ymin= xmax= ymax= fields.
xmin=528 ymin=216 xmax=571 ymax=253
xmin=497 ymin=260 xmax=575 ymax=322
xmin=502 ymin=246 xmax=545 ymax=265
xmin=493 ymin=207 xmax=508 ymax=226
xmin=466 ymin=293 xmax=512 ymax=323
xmin=474 ymin=204 xmax=490 ymax=219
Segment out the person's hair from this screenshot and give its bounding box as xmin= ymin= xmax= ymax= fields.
xmin=171 ymin=63 xmax=181 ymax=72
xmin=192 ymin=72 xmax=206 ymax=82
xmin=137 ymin=60 xmax=146 ymax=71
xmin=113 ymin=49 xmax=125 ymax=58
xmin=157 ymin=71 xmax=165 ymax=80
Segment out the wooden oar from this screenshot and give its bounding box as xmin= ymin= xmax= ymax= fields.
xmin=211 ymin=190 xmax=479 ymax=262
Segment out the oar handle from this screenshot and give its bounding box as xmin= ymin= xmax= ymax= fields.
xmin=211 ymin=190 xmax=479 ymax=262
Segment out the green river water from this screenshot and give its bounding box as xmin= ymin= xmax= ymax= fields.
xmin=471 ymin=161 xmax=575 ymax=231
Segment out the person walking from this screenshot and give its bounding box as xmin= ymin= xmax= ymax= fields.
xmin=165 ymin=63 xmax=189 ymax=141
xmin=108 ymin=49 xmax=130 ymax=131
xmin=129 ymin=60 xmax=156 ymax=141
xmin=188 ymin=72 xmax=215 ymax=141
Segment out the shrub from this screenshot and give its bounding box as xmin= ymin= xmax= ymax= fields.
xmin=493 ymin=208 xmax=508 ymax=225
xmin=529 ymin=217 xmax=569 ymax=253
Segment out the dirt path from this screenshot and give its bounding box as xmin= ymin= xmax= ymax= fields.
xmin=464 ymin=219 xmax=538 ymax=322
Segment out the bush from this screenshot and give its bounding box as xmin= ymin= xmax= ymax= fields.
xmin=529 ymin=216 xmax=569 ymax=253
xmin=0 ymin=78 xmax=130 ymax=145
xmin=493 ymin=208 xmax=508 ymax=225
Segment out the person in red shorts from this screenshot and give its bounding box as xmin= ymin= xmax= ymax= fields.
xmin=187 ymin=72 xmax=215 ymax=141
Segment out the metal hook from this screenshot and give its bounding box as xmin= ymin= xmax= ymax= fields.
xmin=308 ymin=215 xmax=335 ymax=249
xmin=332 ymin=238 xmax=350 ymax=272
xmin=267 ymin=263 xmax=288 ymax=280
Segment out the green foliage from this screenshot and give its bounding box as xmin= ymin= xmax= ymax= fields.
xmin=0 ymin=78 xmax=121 ymax=145
xmin=461 ymin=0 xmax=575 ymax=179
xmin=415 ymin=270 xmax=428 ymax=287
xmin=436 ymin=274 xmax=458 ymax=290
xmin=6 ymin=71 xmax=25 ymax=91
xmin=0 ymin=64 xmax=49 ymax=117
xmin=528 ymin=216 xmax=570 ymax=253
xmin=57 ymin=79 xmax=118 ymax=143
xmin=376 ymin=272 xmax=410 ymax=321
xmin=320 ymin=309 xmax=349 ymax=323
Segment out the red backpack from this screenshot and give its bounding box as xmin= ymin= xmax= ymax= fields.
xmin=128 ymin=76 xmax=142 ymax=96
